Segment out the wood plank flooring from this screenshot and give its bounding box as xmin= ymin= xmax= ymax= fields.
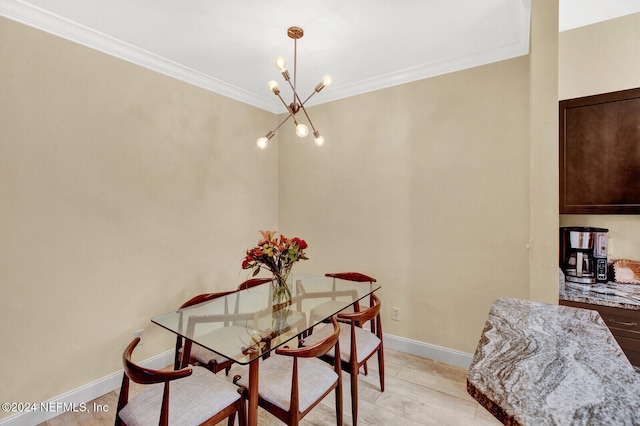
xmin=39 ymin=348 xmax=501 ymax=426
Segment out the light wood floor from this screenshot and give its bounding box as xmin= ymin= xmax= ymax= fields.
xmin=39 ymin=348 xmax=501 ymax=426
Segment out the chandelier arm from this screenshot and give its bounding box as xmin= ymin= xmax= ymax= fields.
xmin=300 ymin=90 xmax=318 ymax=106
xmin=274 ymin=90 xmax=299 ymax=119
xmin=271 ymin=91 xmax=300 ymax=136
xmin=272 ymin=113 xmax=293 ymax=134
xmin=275 ymin=91 xmax=291 ymax=111
xmin=284 ymin=78 xmax=310 ymax=116
xmin=297 ymin=103 xmax=318 ymax=133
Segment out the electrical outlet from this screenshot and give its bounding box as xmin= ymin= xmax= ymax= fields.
xmin=392 ymin=307 xmax=400 ymax=321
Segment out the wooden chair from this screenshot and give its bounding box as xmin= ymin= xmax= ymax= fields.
xmin=174 ymin=291 xmax=237 ymax=375
xmin=308 ymin=272 xmax=377 ymax=328
xmin=304 ymin=293 xmax=384 ymax=426
xmin=232 ymin=316 xmax=343 ymax=426
xmin=176 ymin=279 xmax=273 ymax=373
xmin=116 ymin=337 xmax=245 ymax=426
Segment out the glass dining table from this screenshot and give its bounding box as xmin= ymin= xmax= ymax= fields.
xmin=151 ymin=272 xmax=381 ymax=426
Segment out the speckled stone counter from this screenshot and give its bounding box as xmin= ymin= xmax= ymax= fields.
xmin=559 ymin=269 xmax=640 ymax=311
xmin=467 ymin=298 xmax=640 ymax=426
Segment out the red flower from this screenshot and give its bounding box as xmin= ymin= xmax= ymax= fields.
xmin=292 ymin=237 xmax=307 ymax=249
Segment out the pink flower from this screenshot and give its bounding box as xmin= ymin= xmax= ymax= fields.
xmin=259 ymin=230 xmax=277 ymax=242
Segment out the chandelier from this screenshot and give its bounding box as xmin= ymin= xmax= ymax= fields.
xmin=257 ymin=26 xmax=332 ymax=149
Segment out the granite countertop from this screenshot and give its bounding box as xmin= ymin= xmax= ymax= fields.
xmin=467 ymin=298 xmax=640 ymax=426
xmin=559 ymin=268 xmax=640 ymax=310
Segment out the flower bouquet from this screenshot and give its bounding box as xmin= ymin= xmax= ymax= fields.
xmin=242 ymin=230 xmax=308 ymax=306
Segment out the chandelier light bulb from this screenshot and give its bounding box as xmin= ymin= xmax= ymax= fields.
xmin=322 ymin=75 xmax=332 ymax=87
xmin=296 ymin=123 xmax=309 ymax=138
xmin=257 ymin=137 xmax=269 ymax=149
xmin=274 ymin=56 xmax=287 ymax=71
xmin=267 ymin=80 xmax=279 ymax=93
xmin=313 ymin=130 xmax=325 ymax=146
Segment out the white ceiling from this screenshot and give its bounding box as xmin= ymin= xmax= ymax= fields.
xmin=2 ymin=0 xmax=640 ymax=113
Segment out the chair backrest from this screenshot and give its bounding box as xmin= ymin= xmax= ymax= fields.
xmin=237 ymin=277 xmax=274 ymax=290
xmin=326 ymin=272 xmax=377 ymax=311
xmin=338 ymin=293 xmax=382 ymax=334
xmin=277 ymin=316 xmax=341 ymax=359
xmin=175 ymin=291 xmax=236 ymax=369
xmin=325 ymin=272 xmax=377 ymax=283
xmin=179 ymin=290 xmax=237 ymax=309
xmin=125 ymin=337 xmax=192 ymax=385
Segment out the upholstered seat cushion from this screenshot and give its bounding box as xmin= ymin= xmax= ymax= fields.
xmin=118 ymin=366 xmax=240 ymax=426
xmin=304 ymin=324 xmax=381 ymax=364
xmin=234 ymin=354 xmax=338 ymax=413
xmin=181 ymin=343 xmax=230 ymax=366
xmin=309 ymin=300 xmax=354 ymax=324
xmin=180 ymin=325 xmax=253 ymax=366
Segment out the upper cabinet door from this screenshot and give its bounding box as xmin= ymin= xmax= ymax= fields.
xmin=559 ymin=87 xmax=640 ymax=214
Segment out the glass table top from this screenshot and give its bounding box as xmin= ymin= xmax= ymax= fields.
xmin=151 ymin=273 xmax=380 ymax=364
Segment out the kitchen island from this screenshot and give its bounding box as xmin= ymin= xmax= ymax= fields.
xmin=467 ymin=298 xmax=640 ymax=426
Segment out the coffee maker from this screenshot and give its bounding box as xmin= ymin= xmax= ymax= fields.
xmin=560 ymin=227 xmax=609 ymax=284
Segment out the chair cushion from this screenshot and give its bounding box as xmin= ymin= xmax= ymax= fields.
xmin=184 ymin=343 xmax=230 ymax=366
xmin=305 ymin=324 xmax=381 ymax=365
xmin=182 ymin=325 xmax=253 ymax=366
xmin=234 ymin=354 xmax=338 ymax=413
xmin=118 ymin=366 xmax=240 ymax=426
xmin=309 ymin=300 xmax=354 ymax=324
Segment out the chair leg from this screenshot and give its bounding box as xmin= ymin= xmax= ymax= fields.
xmin=350 ymin=368 xmax=359 ymax=426
xmin=378 ymin=347 xmax=385 ymax=392
xmin=335 ymin=376 xmax=343 ymax=426
xmin=227 ymin=412 xmax=236 ymax=426
xmin=235 ymin=388 xmax=247 ymax=426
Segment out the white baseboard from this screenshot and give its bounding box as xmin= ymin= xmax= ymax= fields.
xmin=0 ymin=349 xmax=174 ymax=426
xmin=0 ymin=335 xmax=471 ymax=426
xmin=383 ymin=332 xmax=474 ymax=369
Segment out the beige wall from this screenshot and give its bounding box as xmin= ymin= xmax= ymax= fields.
xmin=0 ymin=3 xmax=566 ymax=414
xmin=279 ymin=1 xmax=558 ymax=355
xmin=529 ymin=0 xmax=559 ymax=303
xmin=279 ymin=57 xmax=533 ymax=353
xmin=558 ymin=13 xmax=640 ymax=260
xmin=0 ymin=17 xmax=278 ymax=411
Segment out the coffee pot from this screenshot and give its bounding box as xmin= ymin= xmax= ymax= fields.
xmin=560 ymin=227 xmax=609 ymax=284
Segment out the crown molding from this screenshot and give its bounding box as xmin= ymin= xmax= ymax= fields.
xmin=0 ymin=0 xmax=281 ymax=113
xmin=1 ymin=0 xmax=529 ymax=114
xmin=315 ymin=5 xmax=530 ymax=107
xmin=317 ymin=38 xmax=530 ymax=107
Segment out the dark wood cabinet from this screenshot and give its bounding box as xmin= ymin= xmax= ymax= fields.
xmin=559 ymin=87 xmax=640 ymax=214
xmin=560 ymin=300 xmax=640 ymax=367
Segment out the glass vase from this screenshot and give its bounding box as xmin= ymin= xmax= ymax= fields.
xmin=272 ymin=272 xmax=292 ymax=333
